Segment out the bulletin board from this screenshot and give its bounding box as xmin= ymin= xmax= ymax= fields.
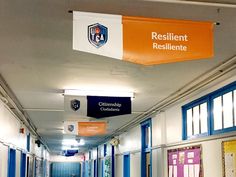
xmin=35 ymin=158 xmax=43 ymax=177
xmin=104 ymin=156 xmax=112 ymax=177
xmin=222 ymin=139 xmax=236 ymax=177
xmin=167 ymin=145 xmax=203 ymax=177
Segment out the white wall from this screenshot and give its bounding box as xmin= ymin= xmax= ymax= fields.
xmin=130 ymin=153 xmax=141 ymax=177
xmin=16 ymin=150 xmax=21 ymax=177
xmin=0 ymin=100 xmax=50 ymax=177
xmin=0 ymin=101 xmax=27 ymax=149
xmin=152 ymin=112 xmax=166 ymax=146
xmin=115 ymin=155 xmax=123 ymax=177
xmin=117 ymin=126 xmax=141 ymax=154
xmin=0 ymin=143 xmax=8 ymax=177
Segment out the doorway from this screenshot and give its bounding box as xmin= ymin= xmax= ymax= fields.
xmin=123 ymin=154 xmax=130 ymax=177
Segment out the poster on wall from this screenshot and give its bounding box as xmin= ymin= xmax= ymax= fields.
xmin=104 ymin=156 xmax=112 ymax=177
xmin=35 ymin=158 xmax=43 ymax=177
xmin=222 ymin=140 xmax=236 ymax=177
xmin=88 ymin=160 xmax=92 ymax=177
xmin=28 ymin=156 xmax=34 ymax=177
xmin=167 ymin=145 xmax=203 ymax=177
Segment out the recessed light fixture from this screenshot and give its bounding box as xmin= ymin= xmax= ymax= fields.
xmin=64 ymin=89 xmax=134 ymax=98
xmin=62 ymin=139 xmax=85 ymax=146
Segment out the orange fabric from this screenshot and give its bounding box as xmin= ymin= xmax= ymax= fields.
xmin=122 ymin=16 xmax=214 ymax=65
xmin=78 ymin=122 xmax=107 ymax=136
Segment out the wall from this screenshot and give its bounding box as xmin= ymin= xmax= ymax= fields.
xmin=0 ymin=100 xmax=50 ymax=177
xmin=109 ymin=75 xmax=236 ymax=177
xmin=117 ymin=126 xmax=141 ymax=154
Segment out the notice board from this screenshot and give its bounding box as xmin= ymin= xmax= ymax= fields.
xmin=104 ymin=156 xmax=112 ymax=177
xmin=167 ymin=145 xmax=203 ymax=177
xmin=222 ymin=139 xmax=236 ymax=177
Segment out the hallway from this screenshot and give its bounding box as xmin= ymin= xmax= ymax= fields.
xmin=0 ymin=0 xmax=236 ymax=177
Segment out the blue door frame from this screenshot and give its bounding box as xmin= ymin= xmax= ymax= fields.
xmin=94 ymin=159 xmax=97 ymax=177
xmin=26 ymin=134 xmax=30 ymax=152
xmin=123 ymin=154 xmax=130 ymax=177
xmin=101 ymin=159 xmax=104 ymax=177
xmin=141 ymin=119 xmax=152 ymax=177
xmin=20 ymin=152 xmax=26 ymax=177
xmin=8 ymin=148 xmax=16 ymax=177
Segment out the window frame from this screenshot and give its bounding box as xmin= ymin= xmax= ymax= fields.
xmin=140 ymin=118 xmax=152 ymax=177
xmin=210 ymin=83 xmax=236 ymax=135
xmin=182 ymin=96 xmax=210 ymax=140
xmin=182 ymin=80 xmax=236 ymax=140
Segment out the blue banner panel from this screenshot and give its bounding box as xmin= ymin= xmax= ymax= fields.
xmin=87 ymin=96 xmax=131 ymax=118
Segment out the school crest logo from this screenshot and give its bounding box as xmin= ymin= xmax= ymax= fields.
xmin=88 ymin=23 xmax=108 ymax=48
xmin=67 ymin=124 xmax=75 ymax=132
xmin=70 ymin=99 xmax=80 ymax=111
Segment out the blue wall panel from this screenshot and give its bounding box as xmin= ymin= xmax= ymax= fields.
xmin=123 ymin=154 xmax=130 ymax=177
xmin=8 ymin=148 xmax=16 ymax=177
xmin=51 ymin=162 xmax=81 ymax=177
xmin=20 ymin=153 xmax=26 ymax=177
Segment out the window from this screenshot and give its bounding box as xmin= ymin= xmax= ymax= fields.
xmin=183 ymin=98 xmax=209 ymax=139
xmin=145 ymin=126 xmax=151 ymax=148
xmin=183 ymin=81 xmax=236 ymax=140
xmin=26 ymin=134 xmax=30 ymax=152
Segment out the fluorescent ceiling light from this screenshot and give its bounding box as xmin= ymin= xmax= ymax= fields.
xmin=64 ymin=89 xmax=134 ymax=98
xmin=62 ymin=139 xmax=85 ymax=146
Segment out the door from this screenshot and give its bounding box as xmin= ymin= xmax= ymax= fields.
xmin=146 ymin=152 xmax=151 ymax=177
xmin=51 ymin=162 xmax=81 ymax=177
xmin=123 ymin=154 xmax=130 ymax=177
xmin=8 ymin=148 xmax=16 ymax=177
xmin=94 ymin=160 xmax=97 ymax=177
xmin=20 ymin=153 xmax=26 ymax=177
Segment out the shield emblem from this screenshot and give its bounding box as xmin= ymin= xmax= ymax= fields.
xmin=70 ymin=99 xmax=80 ymax=111
xmin=88 ymin=23 xmax=108 ymax=48
xmin=67 ymin=125 xmax=75 ymax=132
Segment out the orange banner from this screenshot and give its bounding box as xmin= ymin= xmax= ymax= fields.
xmin=123 ymin=16 xmax=214 ymax=65
xmin=78 ymin=122 xmax=107 ymax=136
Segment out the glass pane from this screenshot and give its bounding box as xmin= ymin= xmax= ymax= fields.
xmin=223 ymin=92 xmax=233 ymax=128
xmin=148 ymin=126 xmax=151 ymax=147
xmin=187 ymin=109 xmax=193 ymax=136
xmin=193 ymin=106 xmax=200 ymax=135
xmin=145 ymin=126 xmax=151 ymax=148
xmin=213 ymin=96 xmax=223 ymax=130
xmin=234 ymin=90 xmax=236 ymax=126
xmin=200 ymin=103 xmax=208 ymax=133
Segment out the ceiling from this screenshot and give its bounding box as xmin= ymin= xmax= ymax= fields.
xmin=0 ymin=0 xmax=236 ymax=155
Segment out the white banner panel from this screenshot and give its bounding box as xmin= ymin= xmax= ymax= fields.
xmin=64 ymin=96 xmax=87 ymax=116
xmin=73 ymin=11 xmax=123 ymax=59
xmin=64 ymin=121 xmax=78 ymax=135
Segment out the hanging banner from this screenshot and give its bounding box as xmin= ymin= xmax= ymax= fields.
xmin=63 ymin=121 xmax=107 ymax=136
xmin=87 ymin=96 xmax=131 ymax=118
xmin=73 ymin=11 xmax=214 ymax=65
xmin=64 ymin=95 xmax=132 ymax=119
xmin=78 ymin=122 xmax=107 ymax=136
